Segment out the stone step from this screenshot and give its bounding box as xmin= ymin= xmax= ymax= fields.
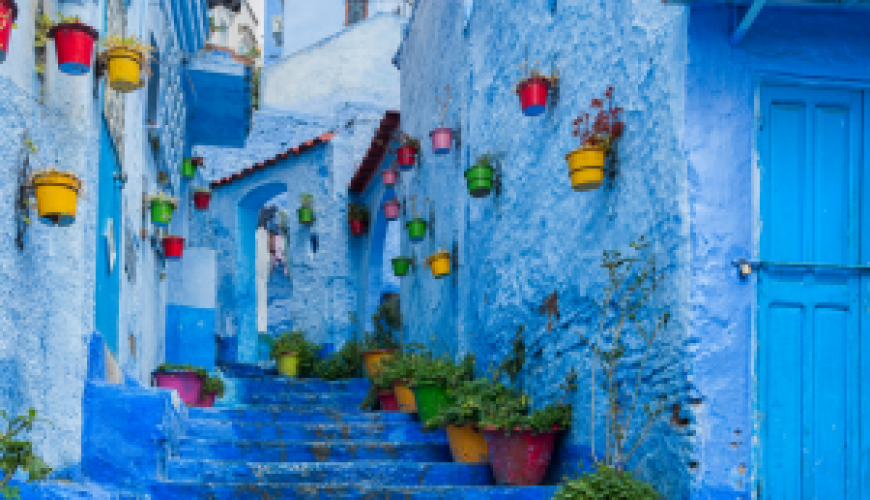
xmin=166 ymin=459 xmax=495 ymax=486
xmin=184 ymin=420 xmax=445 ymax=443
xmin=246 ymin=391 xmax=367 ymax=407
xmin=187 ymin=406 xmax=413 ymax=424
xmin=236 ymin=378 xmax=370 ymax=394
xmin=175 ymin=438 xmax=452 ymax=462
xmin=152 ymin=481 xmax=559 ymax=499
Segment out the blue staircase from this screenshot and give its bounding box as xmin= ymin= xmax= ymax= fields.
xmin=151 ymin=365 xmax=558 ymax=499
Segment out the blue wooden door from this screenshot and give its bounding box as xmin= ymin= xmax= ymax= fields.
xmin=758 ymin=84 xmax=869 ymax=499
xmin=95 ymin=116 xmax=122 ymax=356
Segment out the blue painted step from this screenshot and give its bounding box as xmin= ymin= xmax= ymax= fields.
xmin=152 ymin=481 xmax=559 ymax=499
xmin=246 ymin=391 xmax=367 ymax=407
xmin=176 ymin=438 xmax=452 ymax=462
xmin=166 ymin=459 xmax=495 ymax=485
xmin=188 ymin=407 xmax=413 ymax=424
xmin=236 ymin=378 xmax=370 ymax=394
xmin=184 ymin=420 xmax=447 ymax=443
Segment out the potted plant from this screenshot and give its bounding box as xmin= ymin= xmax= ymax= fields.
xmin=30 ymin=166 xmax=83 ymax=227
xmin=348 ymin=202 xmax=369 ymax=236
xmin=464 ymin=154 xmax=496 ymax=198
xmin=552 ymin=463 xmax=661 ymax=499
xmin=298 ymin=194 xmax=314 ymax=225
xmin=0 ymin=0 xmax=18 ymax=64
xmin=514 ymin=60 xmax=558 ymax=117
xmin=396 ymin=132 xmax=420 ymax=169
xmin=314 ymin=333 xmax=364 ymax=380
xmin=381 ymin=166 xmax=399 ymax=187
xmin=426 ymin=248 xmax=451 ymax=278
xmin=430 ymin=86 xmax=454 ymax=154
xmin=567 ymin=86 xmax=625 ymax=192
xmin=46 ymin=13 xmax=99 ymax=75
xmin=0 ymin=408 xmax=53 ymax=499
xmin=181 ymin=157 xmax=198 ymax=179
xmin=149 ymin=191 xmax=178 ymax=227
xmin=405 ymin=196 xmax=427 ymax=243
xmin=196 ymin=374 xmax=226 ymax=408
xmin=192 ymin=187 xmax=211 ymax=210
xmin=98 ymin=34 xmax=154 ymax=93
xmin=161 ymin=235 xmax=184 ymax=259
xmin=391 ymin=256 xmax=413 ymax=277
xmin=367 ymin=360 xmax=401 ymax=411
xmin=410 ymin=353 xmax=475 ymax=426
xmin=152 ymin=362 xmax=208 ymax=406
xmin=270 ymin=330 xmax=320 ymax=378
xmin=360 ymin=304 xmax=401 ymax=378
xmin=383 ymin=198 xmax=400 ymax=221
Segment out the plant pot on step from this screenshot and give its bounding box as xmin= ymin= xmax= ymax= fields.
xmin=383 ymin=199 xmax=400 ymax=221
xmin=193 ymin=188 xmax=211 ymax=210
xmin=426 ymin=250 xmax=451 ymax=278
xmin=377 ymin=390 xmax=400 ymax=411
xmin=361 ymin=349 xmax=397 ymax=378
xmin=47 ymin=22 xmax=99 ymax=75
xmin=391 ymin=256 xmax=412 ymax=277
xmin=275 ymin=351 xmax=299 ymax=378
xmin=392 ymin=379 xmax=417 ymax=413
xmin=153 ymin=370 xmax=204 ymax=406
xmin=483 ymin=426 xmax=561 ymax=486
xmin=0 ymin=1 xmax=18 ymax=64
xmin=446 ymin=424 xmax=490 ymax=463
xmin=406 ymin=218 xmax=427 ymax=243
xmin=517 ymin=77 xmax=551 ymax=117
xmin=464 ymin=162 xmax=495 ymax=198
xmin=196 ymin=392 xmax=217 ymax=408
xmin=161 ymin=235 xmax=184 ymax=260
xmin=565 ymin=146 xmax=607 ymax=192
xmin=31 ymin=169 xmax=82 ymax=227
xmin=381 ymin=167 xmax=399 ymax=187
xmin=429 ymin=128 xmax=453 ymax=154
xmin=411 ymin=381 xmax=450 ymax=426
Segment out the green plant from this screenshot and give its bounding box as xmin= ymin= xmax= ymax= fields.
xmin=300 ymin=194 xmax=313 ymax=206
xmin=154 ymin=361 xmax=207 ymax=380
xmin=397 ymin=132 xmax=420 ymax=152
xmin=0 ymin=409 xmax=53 ymax=500
xmin=24 ymin=139 xmax=37 ymax=156
xmin=552 ymin=462 xmax=660 ymax=500
xmin=348 ymin=203 xmax=369 ymax=223
xmin=270 ymin=331 xmax=320 ymax=377
xmin=201 ymin=375 xmax=225 ymax=398
xmin=426 ymin=377 xmax=514 ymax=429
xmin=314 ymin=324 xmax=364 ymax=380
xmin=515 ymin=58 xmax=559 ymax=93
xmin=361 ymin=303 xmax=400 ymax=351
xmin=99 ymin=35 xmax=155 ymax=78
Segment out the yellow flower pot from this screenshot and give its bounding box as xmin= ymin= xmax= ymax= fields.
xmin=32 ymin=170 xmax=82 ymax=226
xmin=565 ymin=146 xmax=607 ymax=192
xmin=446 ymin=424 xmax=490 ymax=463
xmin=426 ymin=250 xmax=451 ymax=278
xmin=106 ymin=48 xmax=142 ymax=92
xmin=362 ymin=349 xmax=396 ymax=378
xmin=276 ymin=351 xmax=298 ymax=378
xmin=392 ymin=380 xmax=418 ymax=413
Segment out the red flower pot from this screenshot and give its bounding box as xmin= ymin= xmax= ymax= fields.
xmin=383 ymin=199 xmax=400 ymax=221
xmin=48 ymin=22 xmax=99 ymax=75
xmin=153 ymin=371 xmax=204 ymax=406
xmin=430 ymin=128 xmax=453 ymax=154
xmin=349 ymin=219 xmax=366 ymax=235
xmin=162 ymin=235 xmax=184 ymax=259
xmin=195 ymin=392 xmax=217 ymax=408
xmin=0 ymin=1 xmax=18 ymax=64
xmin=397 ymin=146 xmax=416 ymax=169
xmin=483 ymin=426 xmax=560 ymax=486
xmin=377 ymin=391 xmax=400 ymax=411
xmin=193 ymin=190 xmax=211 ymax=210
xmin=381 ymin=167 xmax=398 ymax=187
xmin=518 ymin=77 xmax=551 ymax=117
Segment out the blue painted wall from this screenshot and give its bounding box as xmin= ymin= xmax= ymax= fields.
xmin=264 ymin=0 xmax=284 ymax=64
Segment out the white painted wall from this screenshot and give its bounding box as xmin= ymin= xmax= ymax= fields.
xmin=256 ymin=228 xmax=269 ymax=332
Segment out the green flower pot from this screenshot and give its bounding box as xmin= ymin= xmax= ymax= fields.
xmin=412 ymin=381 xmax=450 ymax=426
xmin=181 ymin=158 xmax=196 ymax=179
xmin=464 ymin=164 xmax=494 ymax=198
xmin=150 ymin=199 xmax=175 ymax=227
xmin=391 ymin=257 xmax=412 ymax=277
xmin=406 ymin=218 xmax=427 ymax=243
xmin=298 ymin=206 xmax=314 ymax=224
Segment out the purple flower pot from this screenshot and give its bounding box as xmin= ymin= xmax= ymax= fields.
xmin=430 ymin=128 xmax=453 ymax=154
xmin=383 ymin=199 xmax=400 ymax=221
xmin=381 ymin=167 xmax=399 ymax=187
xmin=153 ymin=371 xmax=204 ymax=406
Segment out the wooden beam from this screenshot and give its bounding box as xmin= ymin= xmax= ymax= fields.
xmin=731 ymin=0 xmax=767 ymax=46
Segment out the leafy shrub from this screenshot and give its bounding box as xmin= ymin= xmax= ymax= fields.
xmin=0 ymin=409 xmax=53 ymax=500
xmin=315 ymin=338 xmax=363 ymax=381
xmin=552 ymin=463 xmax=660 ymax=500
xmin=270 ymin=331 xmax=320 ymax=377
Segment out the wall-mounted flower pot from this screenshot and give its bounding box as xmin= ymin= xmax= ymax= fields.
xmin=31 ymin=170 xmax=82 ymax=226
xmin=392 ymin=380 xmax=417 ymax=413
xmin=464 ymin=163 xmax=495 ymax=198
xmin=429 ymin=128 xmax=453 ymax=154
xmin=276 ymin=351 xmax=299 ymax=378
xmin=446 ymin=424 xmax=489 ymax=463
xmin=517 ymin=77 xmax=551 ymax=117
xmin=106 ymin=48 xmax=142 ymax=92
xmin=383 ymin=199 xmax=400 ymax=221
xmin=391 ymin=256 xmax=412 ymax=277
xmin=161 ymin=235 xmax=184 ymax=260
xmin=565 ymin=146 xmax=606 ymax=192
xmin=411 ymin=381 xmax=450 ymax=426
xmin=181 ymin=157 xmax=197 ymax=179
xmin=483 ymin=426 xmax=560 ymax=485
xmin=349 ymin=218 xmax=367 ymax=235
xmin=48 ymin=23 xmax=99 ymax=75
xmin=0 ymin=1 xmax=18 ymax=64
xmin=381 ymin=167 xmax=399 ymax=187
xmin=426 ymin=250 xmax=451 ymax=278
xmin=193 ymin=188 xmax=211 ymax=210
xmin=406 ymin=218 xmax=427 ymax=242
xmin=153 ymin=370 xmax=204 ymax=406
xmin=298 ymin=206 xmax=314 ymax=225
xmin=150 ymin=197 xmax=176 ymax=227
xmin=397 ymin=146 xmax=417 ymax=169
xmin=361 ymin=349 xmax=397 ymax=378
xmin=377 ymin=391 xmax=400 ymax=411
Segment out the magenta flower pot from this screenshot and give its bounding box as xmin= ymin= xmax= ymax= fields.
xmin=483 ymin=427 xmax=560 ymax=485
xmin=381 ymin=168 xmax=398 ymax=187
xmin=195 ymin=392 xmax=217 ymax=408
xmin=430 ymin=128 xmax=453 ymax=154
xmin=383 ymin=199 xmax=400 ymax=221
xmin=153 ymin=371 xmax=204 ymax=406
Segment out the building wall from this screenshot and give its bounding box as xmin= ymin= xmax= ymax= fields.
xmin=264 ymin=0 xmax=284 ymax=64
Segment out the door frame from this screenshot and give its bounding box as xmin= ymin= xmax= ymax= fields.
xmin=751 ymin=72 xmax=870 ymax=499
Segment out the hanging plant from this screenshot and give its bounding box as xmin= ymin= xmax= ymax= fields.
xmin=383 ymin=198 xmax=400 ymax=221
xmin=396 ymin=132 xmax=420 ymax=170
xmin=148 ymin=191 xmax=178 ymax=227
xmin=514 ymin=59 xmax=558 ymax=117
xmin=566 ymin=86 xmax=625 ymax=192
xmin=181 ymin=157 xmax=198 ymax=179
xmin=464 ymin=154 xmax=495 ymax=198
xmin=391 ymin=256 xmax=413 ymax=277
xmin=0 ymin=0 xmax=18 ymax=64
xmin=98 ymin=34 xmax=154 ymax=93
xmin=298 ymin=193 xmax=314 ymax=225
xmin=348 ymin=202 xmax=369 ymax=236
xmin=46 ymin=13 xmax=99 ymax=75
xmin=161 ymin=235 xmax=184 ymax=259
xmin=430 ymin=85 xmax=454 ymax=154
xmin=192 ymin=187 xmax=211 ymax=210
xmin=30 ymin=167 xmax=83 ymax=227
xmin=425 ymin=248 xmax=451 ymax=278
xmin=406 ymin=196 xmax=427 ymax=243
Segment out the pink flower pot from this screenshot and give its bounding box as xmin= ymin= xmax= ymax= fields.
xmin=153 ymin=371 xmax=204 ymax=406
xmin=429 ymin=128 xmax=453 ymax=154
xmin=377 ymin=391 xmax=400 ymax=411
xmin=383 ymin=199 xmax=400 ymax=221
xmin=381 ymin=168 xmax=398 ymax=187
xmin=483 ymin=426 xmax=560 ymax=486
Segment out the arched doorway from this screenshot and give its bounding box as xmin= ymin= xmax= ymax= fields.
xmin=363 ymin=187 xmax=401 ymax=331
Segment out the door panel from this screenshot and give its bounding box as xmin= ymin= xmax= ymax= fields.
xmin=96 ymin=116 xmax=122 ymax=356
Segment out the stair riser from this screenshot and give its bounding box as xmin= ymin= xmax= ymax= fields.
xmin=246 ymin=393 xmax=367 ymax=407
xmin=188 ymin=408 xmax=412 ymax=424
xmin=237 ymin=379 xmax=370 ymax=394
xmin=184 ymin=422 xmax=447 ymax=443
xmin=152 ymin=483 xmax=559 ymax=500
xmin=176 ymin=441 xmax=452 ymax=462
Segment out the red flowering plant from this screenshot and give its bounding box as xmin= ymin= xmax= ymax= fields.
xmin=572 ymin=87 xmax=625 ymax=151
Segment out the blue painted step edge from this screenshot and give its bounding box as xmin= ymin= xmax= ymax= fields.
xmin=152 ymin=482 xmax=559 ymax=499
